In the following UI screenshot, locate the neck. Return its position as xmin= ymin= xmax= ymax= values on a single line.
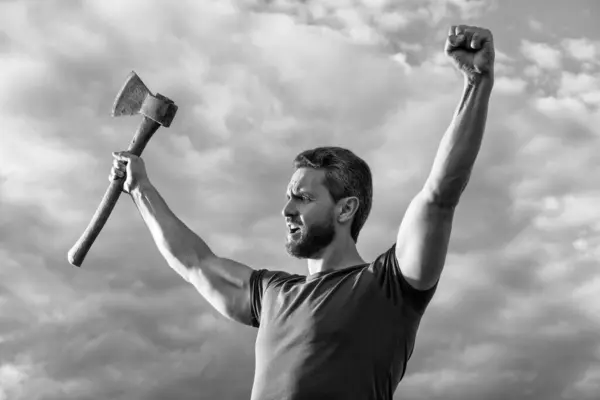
xmin=306 ymin=234 xmax=365 ymax=275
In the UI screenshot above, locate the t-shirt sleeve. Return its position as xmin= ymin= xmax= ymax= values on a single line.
xmin=249 ymin=268 xmax=290 ymax=328
xmin=373 ymin=243 xmax=438 ymax=315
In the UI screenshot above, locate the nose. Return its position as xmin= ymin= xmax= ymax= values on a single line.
xmin=281 ymin=199 xmax=297 ymax=219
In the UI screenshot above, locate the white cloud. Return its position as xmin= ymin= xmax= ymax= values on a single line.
xmin=494 ymin=49 xmax=515 ymax=75
xmin=524 ymin=64 xmax=542 ymax=79
xmin=391 ymin=52 xmax=413 ymax=73
xmin=494 ymin=49 xmax=514 ymax=63
xmin=554 ymin=72 xmax=600 ymax=107
xmin=377 ymin=11 xmax=413 ymax=32
xmin=533 ymin=192 xmax=600 ymax=232
xmin=581 ymin=90 xmax=600 ymax=106
xmin=520 ymin=40 xmax=562 ymax=70
xmin=334 ymin=7 xmax=386 ymax=45
xmin=398 ymin=42 xmax=425 ymax=53
xmin=0 ymin=362 xmax=29 ymax=400
xmin=528 ymin=18 xmax=543 ymax=31
xmin=565 ymin=365 xmax=600 ymax=400
xmin=535 ymin=96 xmax=588 ymax=116
xmin=495 ymin=77 xmax=528 ymax=94
xmin=1 ymin=117 xmax=99 ymax=224
xmin=562 ymin=38 xmax=599 ymax=62
xmin=558 ymin=72 xmax=599 ymax=96
xmin=530 ymin=71 xmax=600 ymax=117
xmin=424 ymin=0 xmax=495 ymax=22
xmin=443 ymin=0 xmax=495 ymax=19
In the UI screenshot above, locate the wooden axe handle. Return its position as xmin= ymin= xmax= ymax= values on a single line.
xmin=68 ymin=117 xmax=161 ymax=267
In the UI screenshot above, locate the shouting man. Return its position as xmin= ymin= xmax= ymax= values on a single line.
xmin=110 ymin=25 xmax=495 ymax=399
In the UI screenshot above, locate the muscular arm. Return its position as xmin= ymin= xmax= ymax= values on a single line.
xmin=396 ymin=74 xmax=494 ymax=290
xmin=130 ymin=181 xmax=254 ymax=325
xmin=425 ymin=76 xmax=493 ymax=206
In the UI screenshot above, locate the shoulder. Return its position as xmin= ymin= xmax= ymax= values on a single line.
xmin=371 ymin=243 xmax=438 ymax=314
xmin=250 ymin=268 xmax=303 ymax=292
xmin=248 ymin=268 xmax=304 ymax=328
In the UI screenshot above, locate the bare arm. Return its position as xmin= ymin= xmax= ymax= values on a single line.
xmin=130 ymin=181 xmax=254 ymax=325
xmin=396 ymin=25 xmax=495 ymax=291
xmin=424 ymin=76 xmax=493 ymax=206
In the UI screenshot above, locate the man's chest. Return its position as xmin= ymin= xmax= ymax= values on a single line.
xmin=257 ymin=272 xmax=404 ymax=347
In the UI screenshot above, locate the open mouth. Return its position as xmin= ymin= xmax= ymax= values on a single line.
xmin=289 ymin=227 xmax=300 ymax=234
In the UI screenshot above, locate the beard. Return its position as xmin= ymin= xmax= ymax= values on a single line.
xmin=285 ymin=213 xmax=336 ymax=259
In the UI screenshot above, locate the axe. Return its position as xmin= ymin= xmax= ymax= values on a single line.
xmin=68 ymin=71 xmax=178 ymax=267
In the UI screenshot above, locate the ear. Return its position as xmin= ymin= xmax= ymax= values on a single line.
xmin=337 ymin=196 xmax=360 ymax=224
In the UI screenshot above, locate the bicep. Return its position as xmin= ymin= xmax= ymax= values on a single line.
xmin=188 ymin=256 xmax=255 ymax=326
xmin=395 ymin=190 xmax=455 ymax=291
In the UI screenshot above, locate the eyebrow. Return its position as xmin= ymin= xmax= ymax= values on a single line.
xmin=286 ymin=188 xmax=313 ymax=199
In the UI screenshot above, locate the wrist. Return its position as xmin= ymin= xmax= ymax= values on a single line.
xmin=464 ymin=71 xmax=494 ymax=89
xmin=129 ymin=179 xmax=154 ymax=199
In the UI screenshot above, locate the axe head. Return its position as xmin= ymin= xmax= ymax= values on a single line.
xmin=112 ymin=71 xmax=177 ymax=127
xmin=112 ymin=71 xmax=150 ymax=118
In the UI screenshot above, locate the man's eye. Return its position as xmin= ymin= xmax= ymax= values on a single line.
xmin=288 ymin=194 xmax=310 ymax=202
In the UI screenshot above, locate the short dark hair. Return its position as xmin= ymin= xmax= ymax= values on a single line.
xmin=293 ymin=147 xmax=373 ymax=243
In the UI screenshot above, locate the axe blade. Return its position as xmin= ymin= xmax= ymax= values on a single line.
xmin=111 ymin=71 xmax=151 ymax=117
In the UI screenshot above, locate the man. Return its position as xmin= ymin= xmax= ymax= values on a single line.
xmin=110 ymin=25 xmax=494 ymax=399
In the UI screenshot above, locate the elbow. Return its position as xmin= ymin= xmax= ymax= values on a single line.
xmin=423 ymin=172 xmax=471 ymax=209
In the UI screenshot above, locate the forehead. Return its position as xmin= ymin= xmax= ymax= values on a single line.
xmin=287 ymin=168 xmax=327 ymax=193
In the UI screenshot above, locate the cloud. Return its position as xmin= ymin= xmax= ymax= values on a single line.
xmin=562 ymin=38 xmax=599 ymax=63
xmin=556 ymin=71 xmax=600 ymax=108
xmin=559 ymin=72 xmax=598 ymax=95
xmin=0 ymin=362 xmax=29 ymax=400
xmin=520 ymin=40 xmax=562 ymax=70
xmin=528 ymin=18 xmax=543 ymax=32
xmin=1 ymin=0 xmax=599 ymax=399
xmin=494 ymin=76 xmax=527 ymax=94
xmin=441 ymin=0 xmax=496 ymax=19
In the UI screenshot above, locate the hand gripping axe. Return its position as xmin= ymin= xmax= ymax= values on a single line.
xmin=67 ymin=71 xmax=178 ymax=267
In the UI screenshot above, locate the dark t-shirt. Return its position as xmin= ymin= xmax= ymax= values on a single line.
xmin=247 ymin=243 xmax=438 ymax=400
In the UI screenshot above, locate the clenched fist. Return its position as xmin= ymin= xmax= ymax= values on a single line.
xmin=109 ymin=151 xmax=151 ymax=194
xmin=445 ymin=25 xmax=495 ymax=80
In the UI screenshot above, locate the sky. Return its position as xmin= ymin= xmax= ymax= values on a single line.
xmin=1 ymin=0 xmax=599 ymax=399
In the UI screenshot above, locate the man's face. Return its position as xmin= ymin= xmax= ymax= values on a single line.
xmin=282 ymin=168 xmax=337 ymax=259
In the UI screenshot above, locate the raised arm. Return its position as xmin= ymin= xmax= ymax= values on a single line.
xmin=395 ymin=25 xmax=495 ymax=291
xmin=111 ymin=151 xmax=254 ymax=325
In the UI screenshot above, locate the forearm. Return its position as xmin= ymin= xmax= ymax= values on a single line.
xmin=129 ymin=181 xmax=215 ymax=282
xmin=424 ymin=75 xmax=493 ymax=207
